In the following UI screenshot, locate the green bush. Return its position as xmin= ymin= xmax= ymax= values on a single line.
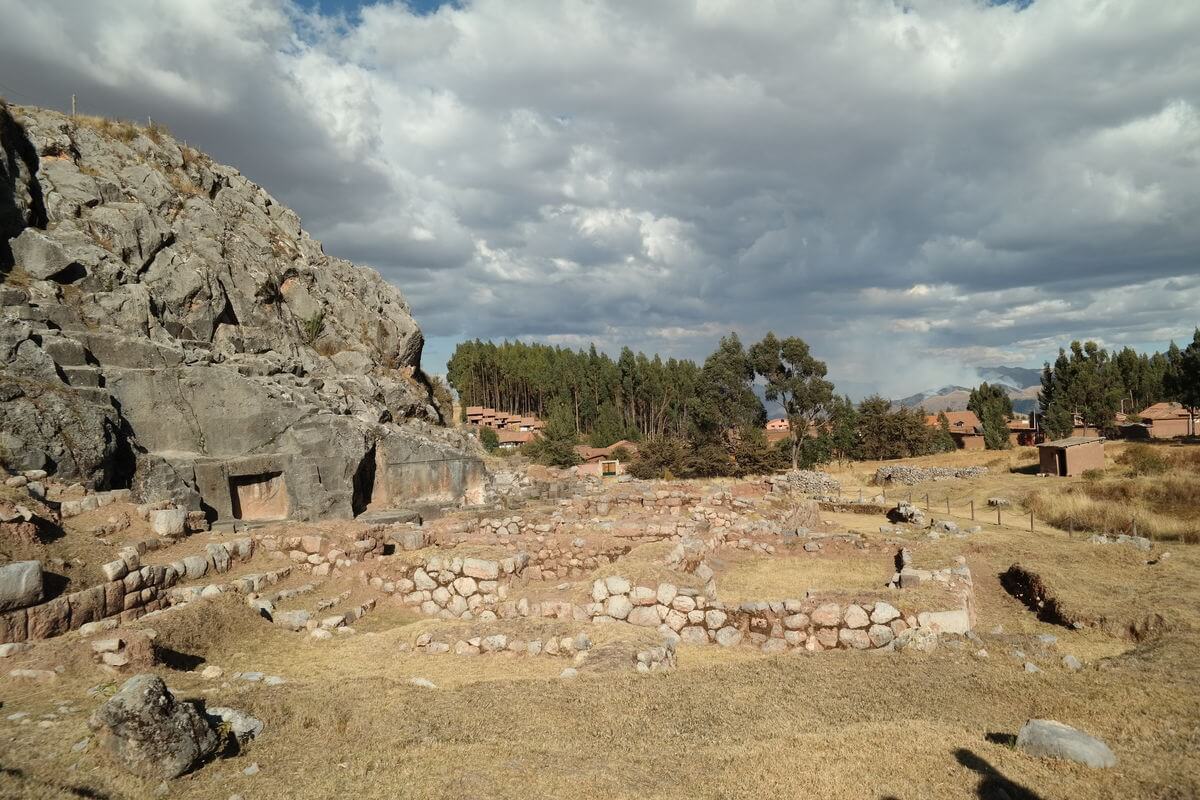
xmin=1117 ymin=444 xmax=1169 ymax=476
xmin=479 ymin=427 xmax=500 ymax=452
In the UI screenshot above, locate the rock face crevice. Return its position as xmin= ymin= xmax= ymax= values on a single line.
xmin=0 ymin=101 xmax=483 ymax=524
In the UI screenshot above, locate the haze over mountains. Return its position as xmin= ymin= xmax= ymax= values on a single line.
xmin=893 ymin=366 xmax=1043 ymax=415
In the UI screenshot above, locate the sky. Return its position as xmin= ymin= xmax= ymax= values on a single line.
xmin=0 ymin=0 xmax=1197 ymax=398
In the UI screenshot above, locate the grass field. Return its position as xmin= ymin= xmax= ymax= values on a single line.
xmin=3 ymin=446 xmax=1200 ymax=799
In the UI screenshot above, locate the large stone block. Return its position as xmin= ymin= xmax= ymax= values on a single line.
xmin=917 ymin=608 xmax=972 ymax=635
xmin=151 ymin=509 xmax=187 ymax=537
xmin=68 ymin=586 xmax=107 ymax=628
xmin=26 ymin=596 xmax=70 ymax=639
xmin=0 ymin=609 xmax=28 ymax=643
xmin=0 ymin=561 xmax=43 ymax=612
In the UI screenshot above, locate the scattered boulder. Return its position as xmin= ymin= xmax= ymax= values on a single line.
xmin=894 ymin=626 xmax=938 ymax=654
xmin=1015 ymin=719 xmax=1116 ymax=768
xmin=88 ymin=674 xmax=220 ymax=780
xmin=205 ymin=706 xmax=263 ymax=745
xmin=889 ymin=502 xmax=926 ymax=527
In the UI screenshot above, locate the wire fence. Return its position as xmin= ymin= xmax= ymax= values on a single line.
xmin=826 ymin=485 xmax=1154 ymax=541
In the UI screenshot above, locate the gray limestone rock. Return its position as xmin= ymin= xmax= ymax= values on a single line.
xmin=0 ymin=102 xmax=483 ymax=516
xmin=1015 ymin=719 xmax=1116 ymax=768
xmin=0 ymin=560 xmax=43 ymax=611
xmin=87 ymin=674 xmax=220 ymax=779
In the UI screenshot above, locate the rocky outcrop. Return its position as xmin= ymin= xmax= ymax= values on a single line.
xmin=88 ymin=673 xmax=221 ymax=779
xmin=0 ymin=101 xmax=484 ymax=523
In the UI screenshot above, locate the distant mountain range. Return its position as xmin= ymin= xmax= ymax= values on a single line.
xmin=893 ymin=366 xmax=1042 ymax=415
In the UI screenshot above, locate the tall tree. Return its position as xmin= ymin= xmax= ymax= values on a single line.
xmin=968 ymin=382 xmax=1013 ymax=450
xmin=689 ymin=332 xmax=764 ymax=446
xmin=1166 ymin=328 xmax=1200 ymax=436
xmin=749 ymin=332 xmax=834 ymax=470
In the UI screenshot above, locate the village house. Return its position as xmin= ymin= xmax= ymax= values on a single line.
xmin=1007 ymin=415 xmax=1040 ymax=447
xmin=925 ymin=411 xmax=986 ymax=450
xmin=496 ymin=430 xmax=536 ymax=451
xmin=1137 ymin=402 xmax=1195 ymax=439
xmin=573 ymin=440 xmax=639 ymax=477
xmin=465 ymin=406 xmax=545 ymax=432
xmin=765 ymin=418 xmax=791 ymax=444
xmin=1037 ymin=436 xmax=1105 ymax=477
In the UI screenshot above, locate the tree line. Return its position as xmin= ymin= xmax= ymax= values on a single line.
xmin=1038 ymin=330 xmax=1200 ymax=440
xmin=446 ymin=340 xmax=699 ymax=443
xmin=450 ymin=333 xmax=964 ymax=477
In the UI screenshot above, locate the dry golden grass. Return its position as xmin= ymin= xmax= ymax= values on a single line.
xmin=717 ymin=547 xmax=892 ymax=599
xmin=167 ymin=169 xmax=202 ymax=198
xmin=73 ymin=113 xmax=140 ymax=143
xmin=4 ymin=452 xmax=1200 ymax=799
xmin=1 ymin=264 xmax=33 ymax=288
xmin=1026 ymin=445 xmax=1200 ymax=543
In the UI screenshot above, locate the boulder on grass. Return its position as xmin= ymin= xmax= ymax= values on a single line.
xmin=1015 ymin=719 xmax=1116 ymax=769
xmin=88 ymin=673 xmax=220 ymax=779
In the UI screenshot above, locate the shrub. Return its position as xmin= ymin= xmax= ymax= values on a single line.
xmin=1117 ymin=444 xmax=1170 ymax=476
xmin=479 ymin=427 xmax=500 ymax=452
xmin=523 ymin=405 xmax=581 ymax=467
xmin=628 ymin=436 xmax=689 ymax=480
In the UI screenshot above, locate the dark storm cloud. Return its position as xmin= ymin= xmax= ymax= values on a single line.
xmin=1 ymin=0 xmax=1197 ymax=395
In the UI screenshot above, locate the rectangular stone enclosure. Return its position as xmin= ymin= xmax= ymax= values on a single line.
xmin=229 ymin=471 xmax=290 ymax=521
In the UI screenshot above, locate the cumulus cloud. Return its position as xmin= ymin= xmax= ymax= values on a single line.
xmin=1 ymin=0 xmax=1197 ymax=397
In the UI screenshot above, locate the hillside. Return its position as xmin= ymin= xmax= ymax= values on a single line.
xmin=0 ymin=102 xmax=484 ymax=521
xmin=894 ymin=367 xmax=1042 ymax=414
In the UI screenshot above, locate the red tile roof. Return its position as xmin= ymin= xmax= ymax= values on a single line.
xmin=925 ymin=410 xmax=983 ymax=433
xmin=1139 ymin=402 xmax=1191 ymax=420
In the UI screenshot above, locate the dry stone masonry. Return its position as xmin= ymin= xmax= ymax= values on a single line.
xmin=874 ymin=465 xmax=989 ymax=484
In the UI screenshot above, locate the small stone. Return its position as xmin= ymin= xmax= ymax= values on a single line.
xmin=1024 ymin=661 xmax=1041 ymax=673
xmin=869 ymin=602 xmax=900 ymax=624
xmin=201 ymin=666 xmax=222 ymax=679
xmin=559 ymin=668 xmax=578 ymax=679
xmin=1062 ymin=655 xmax=1083 ymax=671
xmin=243 ymin=762 xmax=260 ymax=776
xmin=715 ymin=626 xmax=742 ymax=647
xmin=409 ymin=677 xmax=437 ymax=689
xmin=842 ymin=604 xmax=869 ymax=629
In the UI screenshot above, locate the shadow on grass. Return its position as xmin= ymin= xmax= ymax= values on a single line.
xmin=155 ymin=645 xmax=205 ymax=671
xmin=956 ymin=747 xmax=1044 ymax=800
xmin=0 ymin=764 xmax=111 ymax=799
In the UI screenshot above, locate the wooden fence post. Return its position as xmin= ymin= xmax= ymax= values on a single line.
xmin=997 ymin=507 xmax=1001 ymax=526
xmin=1030 ymin=510 xmax=1034 ymax=533
xmin=925 ymin=493 xmax=930 ymax=512
xmin=946 ymin=497 xmax=950 ymax=515
xmin=970 ymin=500 xmax=975 ymax=521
